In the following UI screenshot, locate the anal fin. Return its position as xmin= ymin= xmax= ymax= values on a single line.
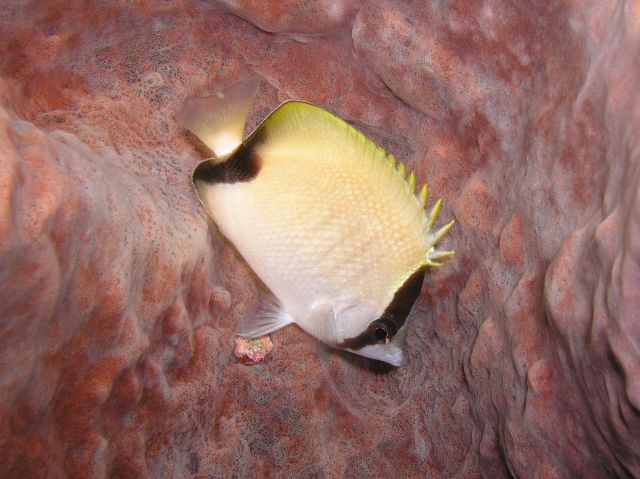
xmin=235 ymin=296 xmax=295 ymax=338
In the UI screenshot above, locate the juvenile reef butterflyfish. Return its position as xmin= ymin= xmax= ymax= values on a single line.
xmin=178 ymin=77 xmax=454 ymax=366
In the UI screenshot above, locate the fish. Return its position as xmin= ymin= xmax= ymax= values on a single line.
xmin=177 ymin=77 xmax=454 ymax=366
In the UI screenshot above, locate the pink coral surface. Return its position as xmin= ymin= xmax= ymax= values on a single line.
xmin=1 ymin=1 xmax=639 ymax=478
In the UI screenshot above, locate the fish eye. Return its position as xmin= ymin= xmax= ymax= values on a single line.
xmin=374 ymin=327 xmax=388 ymax=341
xmin=370 ymin=319 xmax=397 ymax=343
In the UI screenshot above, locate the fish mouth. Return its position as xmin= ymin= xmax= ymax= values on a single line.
xmin=341 ymin=321 xmax=409 ymax=367
xmin=345 ymin=342 xmax=405 ymax=367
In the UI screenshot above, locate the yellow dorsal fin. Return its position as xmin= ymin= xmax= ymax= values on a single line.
xmin=252 ymin=101 xmax=454 ymax=269
xmin=253 ymin=101 xmax=425 ymax=212
xmin=177 ymin=77 xmax=260 ymax=161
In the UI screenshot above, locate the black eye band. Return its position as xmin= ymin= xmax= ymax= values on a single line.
xmin=337 ymin=267 xmax=426 ymax=351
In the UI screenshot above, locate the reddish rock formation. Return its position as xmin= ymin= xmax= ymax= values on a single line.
xmin=0 ymin=0 xmax=638 ymax=477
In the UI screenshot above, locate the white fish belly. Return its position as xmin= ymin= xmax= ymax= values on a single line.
xmin=201 ymin=154 xmax=428 ymax=321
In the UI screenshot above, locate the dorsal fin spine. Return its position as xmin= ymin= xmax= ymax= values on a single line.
xmin=419 ymin=184 xmax=428 ymax=207
xmin=408 ymin=171 xmax=416 ymax=192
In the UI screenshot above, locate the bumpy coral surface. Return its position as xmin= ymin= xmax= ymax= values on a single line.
xmin=1 ymin=1 xmax=639 ymax=477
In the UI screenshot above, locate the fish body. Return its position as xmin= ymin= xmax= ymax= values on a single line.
xmin=178 ymin=78 xmax=454 ymax=366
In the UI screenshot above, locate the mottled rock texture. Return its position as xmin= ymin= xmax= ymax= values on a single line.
xmin=0 ymin=1 xmax=639 ymax=478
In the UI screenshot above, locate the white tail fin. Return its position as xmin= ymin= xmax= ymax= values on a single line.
xmin=177 ymin=77 xmax=261 ymax=160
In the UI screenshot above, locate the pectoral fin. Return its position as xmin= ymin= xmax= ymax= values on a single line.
xmin=235 ymin=296 xmax=295 ymax=338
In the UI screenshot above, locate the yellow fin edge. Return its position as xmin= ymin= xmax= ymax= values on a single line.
xmin=383 ymin=152 xmax=455 ymax=268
